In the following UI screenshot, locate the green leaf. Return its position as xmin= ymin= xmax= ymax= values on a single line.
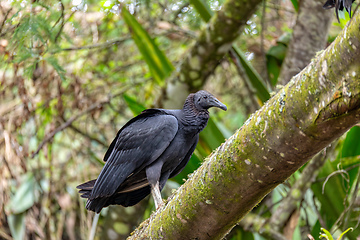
xmin=290 ymin=0 xmax=299 ymax=12
xmin=341 ymin=126 xmax=360 ymax=158
xmin=232 ymin=46 xmax=271 ymax=102
xmin=7 ymin=173 xmax=37 ymax=214
xmin=311 ymin=220 xmax=321 ymax=239
xmin=123 ymin=94 xmax=146 ymax=116
xmin=190 ymin=0 xmax=213 ymax=21
xmin=337 ymin=227 xmax=353 ymax=240
xmin=7 ymin=213 xmax=26 ymax=240
xmin=320 ymin=228 xmax=334 ymax=240
xmin=266 ymin=43 xmax=287 ymax=86
xmin=122 ymin=8 xmax=174 ymax=84
xmin=292 ymin=224 xmax=302 ymax=240
xmin=340 ymin=126 xmax=360 ymax=188
xmin=334 ymin=10 xmax=351 ymax=29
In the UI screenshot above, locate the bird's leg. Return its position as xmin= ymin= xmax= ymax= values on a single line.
xmin=151 ymin=181 xmax=164 ymax=209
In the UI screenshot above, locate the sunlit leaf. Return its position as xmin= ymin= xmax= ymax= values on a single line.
xmin=123 ymin=94 xmax=146 ymax=116
xmin=337 ymin=227 xmax=353 ymax=240
xmin=334 ymin=10 xmax=351 ymax=29
xmin=122 ymin=7 xmax=174 ymax=84
xmin=266 ymin=44 xmax=287 ymax=86
xmin=190 ymin=0 xmax=213 ymax=21
xmin=232 ymin=46 xmax=270 ymax=102
xmin=290 ymin=0 xmax=299 ymax=12
xmin=320 ymin=228 xmax=334 ymax=240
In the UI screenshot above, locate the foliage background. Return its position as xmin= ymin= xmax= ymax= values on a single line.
xmin=0 ymin=0 xmax=359 ymax=239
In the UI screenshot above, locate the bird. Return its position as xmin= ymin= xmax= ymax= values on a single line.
xmin=323 ymin=0 xmax=355 ymax=22
xmin=77 ymin=90 xmax=227 ymax=213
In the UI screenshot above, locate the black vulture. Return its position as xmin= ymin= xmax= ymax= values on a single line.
xmin=77 ymin=90 xmax=227 ymax=213
xmin=323 ymin=0 xmax=355 ymax=22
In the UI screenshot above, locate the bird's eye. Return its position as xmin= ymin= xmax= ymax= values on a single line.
xmin=203 ymin=96 xmax=208 ymax=99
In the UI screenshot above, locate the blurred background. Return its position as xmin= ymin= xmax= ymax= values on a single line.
xmin=0 ymin=0 xmax=359 ymax=239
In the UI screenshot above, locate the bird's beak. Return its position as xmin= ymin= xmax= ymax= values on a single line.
xmin=210 ymin=97 xmax=227 ymax=111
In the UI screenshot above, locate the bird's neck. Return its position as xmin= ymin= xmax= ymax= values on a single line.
xmin=181 ymin=95 xmax=209 ymax=133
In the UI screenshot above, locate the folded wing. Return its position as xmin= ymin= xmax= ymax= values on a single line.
xmin=89 ymin=110 xmax=178 ymax=200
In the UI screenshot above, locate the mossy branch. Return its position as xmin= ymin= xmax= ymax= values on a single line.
xmin=162 ymin=0 xmax=262 ymax=109
xmin=176 ymin=0 xmax=262 ymax=91
xmin=129 ymin=12 xmax=360 ymax=240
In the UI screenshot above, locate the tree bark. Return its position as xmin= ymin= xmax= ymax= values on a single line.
xmin=278 ymin=0 xmax=333 ymax=85
xmin=162 ymin=0 xmax=262 ymax=109
xmin=128 ymin=11 xmax=360 ymax=240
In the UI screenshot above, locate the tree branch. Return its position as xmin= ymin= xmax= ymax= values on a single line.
xmin=31 ymin=100 xmax=109 ymax=158
xmin=162 ymin=0 xmax=262 ymax=109
xmin=128 ymin=11 xmax=360 ymax=239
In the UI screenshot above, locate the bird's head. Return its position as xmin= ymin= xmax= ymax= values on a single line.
xmin=193 ymin=90 xmax=227 ymax=111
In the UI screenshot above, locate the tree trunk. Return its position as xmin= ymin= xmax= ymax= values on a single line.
xmin=128 ymin=12 xmax=360 ymax=239
xmin=278 ymin=0 xmax=333 ymax=85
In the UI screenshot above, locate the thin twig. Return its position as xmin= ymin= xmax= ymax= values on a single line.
xmin=68 ymin=124 xmax=107 ymax=147
xmin=88 ymin=213 xmax=99 ymax=240
xmin=55 ymin=27 xmax=195 ymax=53
xmin=31 ymin=99 xmax=109 ymax=158
xmin=31 ymin=86 xmax=135 ymax=158
xmin=322 ymin=169 xmax=349 ymax=194
xmin=54 ymin=0 xmax=65 ymax=43
xmin=0 ymin=7 xmax=12 ymax=35
xmin=57 ymin=37 xmax=131 ymax=52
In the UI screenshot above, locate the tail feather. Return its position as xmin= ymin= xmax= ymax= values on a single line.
xmin=77 ymin=179 xmax=151 ymax=213
xmin=77 ymin=179 xmax=96 ymax=198
xmin=76 ymin=179 xmax=96 ymax=190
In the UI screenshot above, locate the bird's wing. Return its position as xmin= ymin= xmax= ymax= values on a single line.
xmin=89 ymin=110 xmax=178 ymax=199
xmin=169 ymin=136 xmax=198 ymax=179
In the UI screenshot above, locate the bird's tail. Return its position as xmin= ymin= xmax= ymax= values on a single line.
xmin=77 ymin=179 xmax=151 ymax=213
xmin=76 ymin=179 xmax=96 ymax=199
xmin=77 ymin=179 xmax=109 ymax=213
